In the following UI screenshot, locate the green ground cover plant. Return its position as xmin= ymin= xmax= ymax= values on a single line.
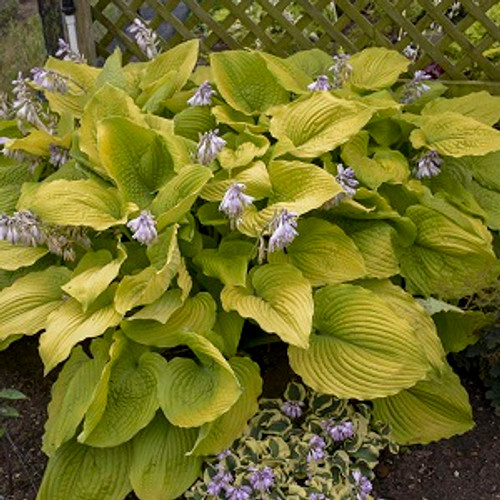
xmin=0 ymin=34 xmax=500 ymax=498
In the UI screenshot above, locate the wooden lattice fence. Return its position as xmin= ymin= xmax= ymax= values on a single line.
xmin=76 ymin=0 xmax=500 ymax=93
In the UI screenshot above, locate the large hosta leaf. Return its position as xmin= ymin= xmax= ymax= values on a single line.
xmin=348 ymin=47 xmax=410 ymax=91
xmin=43 ymin=339 xmax=110 ymax=455
xmin=410 ymin=112 xmax=500 ymax=157
xmin=268 ymin=218 xmax=366 ymax=286
xmin=221 ymin=264 xmax=313 ymax=348
xmin=218 ymin=130 xmax=270 ymax=170
xmin=397 ymin=204 xmax=498 ymax=298
xmin=239 ymin=160 xmax=341 ymax=236
xmin=193 ymin=239 xmax=254 ymax=286
xmin=18 ymin=180 xmax=132 ymax=230
xmin=191 ymin=357 xmax=262 ymax=456
xmin=270 ymin=93 xmax=373 ymax=158
xmin=40 ymin=287 xmax=122 ymax=373
xmin=79 ymin=335 xmax=159 ymax=447
xmin=151 ymin=331 xmax=241 ymax=427
xmin=130 ymin=289 xmax=183 ymax=323
xmin=62 ymin=244 xmax=126 ymax=311
xmin=0 ymin=267 xmax=70 ymax=341
xmin=122 ymin=292 xmax=217 ymax=346
xmin=37 ymin=440 xmax=132 ymax=500
xmin=288 ymin=284 xmax=429 ymax=399
xmin=422 ymin=91 xmax=500 ymax=126
xmin=210 ymin=50 xmax=289 ymax=115
xmin=373 ymin=364 xmax=473 ymax=444
xmin=0 ymin=241 xmax=48 ymax=271
xmin=97 ymin=117 xmax=175 ymax=207
xmin=130 ymin=413 xmax=202 ymax=500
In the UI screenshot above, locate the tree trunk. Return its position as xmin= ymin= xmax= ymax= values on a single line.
xmin=37 ymin=0 xmax=64 ymax=56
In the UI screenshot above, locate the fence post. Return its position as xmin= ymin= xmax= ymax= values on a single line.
xmin=74 ymin=0 xmax=96 ymax=64
xmin=37 ymin=0 xmax=64 ymax=55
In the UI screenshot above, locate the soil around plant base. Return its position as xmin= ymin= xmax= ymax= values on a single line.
xmin=1 ymin=338 xmax=499 ymax=500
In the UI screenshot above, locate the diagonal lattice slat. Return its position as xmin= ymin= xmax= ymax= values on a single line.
xmin=88 ymin=0 xmax=500 ymax=85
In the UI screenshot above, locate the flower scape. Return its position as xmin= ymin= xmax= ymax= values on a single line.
xmin=0 ymin=32 xmax=499 ymax=500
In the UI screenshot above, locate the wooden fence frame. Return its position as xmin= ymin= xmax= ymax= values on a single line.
xmin=74 ymin=0 xmax=500 ymax=94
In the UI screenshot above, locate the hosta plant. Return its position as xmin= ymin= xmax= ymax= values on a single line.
xmin=185 ymin=381 xmax=397 ymax=500
xmin=0 ymin=36 xmax=500 ymax=499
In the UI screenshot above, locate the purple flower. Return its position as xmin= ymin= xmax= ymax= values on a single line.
xmin=310 ymin=494 xmax=326 ymax=500
xmin=127 ymin=211 xmax=158 ymax=245
xmin=281 ymin=400 xmax=304 ymax=419
xmin=31 ymin=67 xmax=69 ymax=94
xmin=249 ymin=466 xmax=275 ymax=493
xmin=56 ymin=38 xmax=86 ymax=63
xmin=219 ymin=182 xmax=254 ymax=228
xmin=196 ymin=129 xmax=227 ymax=165
xmin=187 ymin=81 xmax=216 ymax=106
xmin=353 ymin=470 xmax=373 ymax=500
xmin=49 ymin=144 xmax=70 ymax=168
xmin=307 ymin=435 xmax=326 ymax=463
xmin=207 ymin=469 xmax=233 ymax=495
xmin=226 ymin=485 xmax=252 ymax=500
xmin=323 ymin=420 xmax=355 ymax=441
xmin=329 ymin=54 xmax=352 ymax=89
xmin=128 ymin=18 xmax=158 ymax=59
xmin=412 ymin=150 xmax=442 ymax=179
xmin=400 ymin=70 xmax=432 ymax=104
xmin=336 ymin=164 xmax=359 ymax=197
xmin=268 ymin=209 xmax=298 ymax=253
xmin=307 ymin=75 xmax=331 ymax=91
xmin=217 ymin=449 xmax=232 ymax=461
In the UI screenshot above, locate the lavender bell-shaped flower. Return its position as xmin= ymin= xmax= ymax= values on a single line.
xmin=249 ymin=466 xmax=275 ymax=494
xmin=219 ymin=182 xmax=254 ymax=228
xmin=129 ymin=18 xmax=159 ymax=60
xmin=226 ymin=485 xmax=253 ymax=500
xmin=307 ymin=75 xmax=331 ymax=92
xmin=56 ymin=38 xmax=86 ymax=63
xmin=196 ymin=129 xmax=227 ymax=165
xmin=281 ymin=400 xmax=304 ymax=419
xmin=310 ymin=494 xmax=326 ymax=500
xmin=49 ymin=144 xmax=70 ymax=168
xmin=12 ymin=72 xmax=40 ymax=125
xmin=329 ymin=53 xmax=352 ymax=89
xmin=268 ymin=209 xmax=298 ymax=253
xmin=187 ymin=81 xmax=216 ymax=106
xmin=413 ymin=150 xmax=442 ymax=179
xmin=307 ymin=435 xmax=326 ymax=463
xmin=207 ymin=469 xmax=233 ymax=495
xmin=323 ymin=419 xmax=355 ymax=441
xmin=324 ymin=164 xmax=359 ymax=208
xmin=352 ymin=470 xmax=373 ymax=500
xmin=400 ymin=70 xmax=432 ymax=104
xmin=127 ymin=211 xmax=158 ymax=245
xmin=31 ymin=67 xmax=69 ymax=94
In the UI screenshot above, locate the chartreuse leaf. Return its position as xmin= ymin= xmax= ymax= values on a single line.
xmin=210 ymin=311 xmax=245 ymax=358
xmin=221 ymin=264 xmax=313 ymax=349
xmin=43 ymin=57 xmax=101 ymax=117
xmin=360 ymin=280 xmax=446 ymax=372
xmin=7 ymin=129 xmax=70 ymax=156
xmin=97 ymin=117 xmax=175 ymax=207
xmin=0 ymin=267 xmax=70 ymax=341
xmin=268 ymin=218 xmax=366 ymax=286
xmin=130 ymin=289 xmax=183 ymax=323
xmin=453 ymin=151 xmax=500 ymax=191
xmin=218 ymin=130 xmax=270 ymax=170
xmin=122 ymin=293 xmax=217 ymax=346
xmin=239 ymin=160 xmax=341 ymax=237
xmin=397 ymin=204 xmax=498 ymax=298
xmin=130 ymin=413 xmax=201 ymax=500
xmin=468 ymin=180 xmax=500 ymax=230
xmin=422 ymin=91 xmax=500 ymax=126
xmin=191 ymin=357 xmax=262 ymax=455
xmin=0 ymin=241 xmax=48 ymax=271
xmin=348 ymin=47 xmax=410 ymax=91
xmin=373 ymin=364 xmax=473 ymax=444
xmin=18 ymin=180 xmax=133 ymax=230
xmin=173 ymin=106 xmax=216 ymax=141
xmin=194 ymin=239 xmax=254 ymax=286
xmin=270 ymin=93 xmax=373 ymax=158
xmin=257 ymin=52 xmax=312 ymax=94
xmin=62 ymin=243 xmax=126 ymax=311
xmin=151 ymin=165 xmax=213 ymax=231
xmin=212 ymin=104 xmax=267 ymax=134
xmin=288 ymin=284 xmax=429 ymax=399
xmin=39 ymin=286 xmax=122 ymax=373
xmin=286 ymin=48 xmax=334 ymax=78
xmin=114 ymin=229 xmax=180 ymax=315
xmin=93 ymin=48 xmax=132 ymax=95
xmin=43 ymin=338 xmax=110 ymax=456
xmin=78 ymin=334 xmax=159 ymax=447
xmin=211 ymin=51 xmax=289 ymax=115
xmin=79 ymin=84 xmax=147 ymax=171
xmin=410 ymin=112 xmax=500 ymax=157
xmin=146 ymin=332 xmax=240 ymax=427
xmin=37 ymin=440 xmax=132 ymax=500
xmin=201 ymin=161 xmax=272 ymax=202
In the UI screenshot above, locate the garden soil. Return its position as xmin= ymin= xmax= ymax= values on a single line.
xmin=1 ymin=338 xmax=499 ymax=500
